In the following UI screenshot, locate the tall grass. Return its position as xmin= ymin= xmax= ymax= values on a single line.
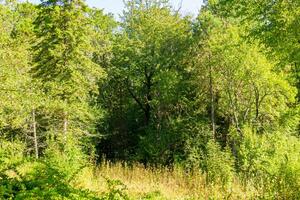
xmin=76 ymin=160 xmax=259 ymax=200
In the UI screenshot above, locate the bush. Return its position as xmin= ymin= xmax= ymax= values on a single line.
xmin=141 ymin=191 xmax=166 ymax=200
xmin=0 ymin=139 xmax=25 ymax=171
xmin=0 ymin=139 xmax=30 ymax=199
xmin=137 ymin=119 xmax=211 ymax=168
xmin=0 ymin=138 xmax=100 ymax=200
xmin=204 ymin=140 xmax=235 ymax=186
xmin=237 ymin=128 xmax=300 ymax=199
xmin=100 ymin=178 xmax=130 ymax=200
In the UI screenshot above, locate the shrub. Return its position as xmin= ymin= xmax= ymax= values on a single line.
xmin=141 ymin=191 xmax=166 ymax=200
xmin=204 ymin=140 xmax=235 ymax=186
xmin=101 ymin=178 xmax=130 ymax=200
xmin=137 ymin=119 xmax=211 ymax=168
xmin=237 ymin=128 xmax=300 ymax=199
xmin=0 ymin=139 xmax=26 ymax=199
xmin=0 ymin=139 xmax=25 ymax=171
xmin=0 ymin=137 xmax=100 ymax=199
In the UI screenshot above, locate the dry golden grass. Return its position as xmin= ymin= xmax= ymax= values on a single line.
xmin=75 ymin=160 xmax=260 ymax=200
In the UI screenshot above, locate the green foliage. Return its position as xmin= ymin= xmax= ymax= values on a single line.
xmin=0 ymin=0 xmax=299 ymax=199
xmin=0 ymin=1 xmax=38 ymax=133
xmin=32 ymin=0 xmax=105 ymax=139
xmin=0 ymin=138 xmax=99 ymax=200
xmin=137 ymin=119 xmax=212 ymax=167
xmin=101 ymin=178 xmax=130 ymax=200
xmin=141 ymin=191 xmax=166 ymax=200
xmin=44 ymin=138 xmax=88 ymax=180
xmin=204 ymin=140 xmax=234 ymax=186
xmin=99 ymin=0 xmax=197 ymax=162
xmin=194 ymin=12 xmax=296 ymax=134
xmin=33 ymin=0 xmax=103 ymax=99
xmin=237 ymin=128 xmax=300 ymax=199
xmin=89 ymin=8 xmax=117 ymax=68
xmin=0 ymin=139 xmax=24 ymax=172
xmin=206 ymin=0 xmax=300 ymax=101
xmin=0 ymin=139 xmax=26 ymax=199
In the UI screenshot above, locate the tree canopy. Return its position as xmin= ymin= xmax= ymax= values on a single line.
xmin=0 ymin=0 xmax=299 ymax=199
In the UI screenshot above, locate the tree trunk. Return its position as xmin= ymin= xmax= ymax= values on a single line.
xmin=63 ymin=112 xmax=68 ymax=141
xmin=209 ymin=64 xmax=216 ymax=139
xmin=32 ymin=108 xmax=39 ymax=159
xmin=145 ymin=81 xmax=152 ymax=125
xmin=254 ymin=85 xmax=259 ymax=120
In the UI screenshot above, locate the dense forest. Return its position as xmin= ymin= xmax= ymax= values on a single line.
xmin=0 ymin=0 xmax=299 ymax=199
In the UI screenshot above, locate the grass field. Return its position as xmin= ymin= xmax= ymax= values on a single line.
xmin=75 ymin=161 xmax=261 ymax=200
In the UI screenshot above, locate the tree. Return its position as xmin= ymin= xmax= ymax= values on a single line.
xmin=98 ymin=0 xmax=199 ymax=163
xmin=0 ymin=1 xmax=45 ymax=158
xmin=193 ymin=11 xmax=296 ymax=142
xmin=203 ymin=0 xmax=300 ymax=133
xmin=88 ymin=8 xmax=117 ymax=69
xmin=206 ymin=0 xmax=300 ymax=99
xmin=32 ymin=0 xmax=104 ymax=140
